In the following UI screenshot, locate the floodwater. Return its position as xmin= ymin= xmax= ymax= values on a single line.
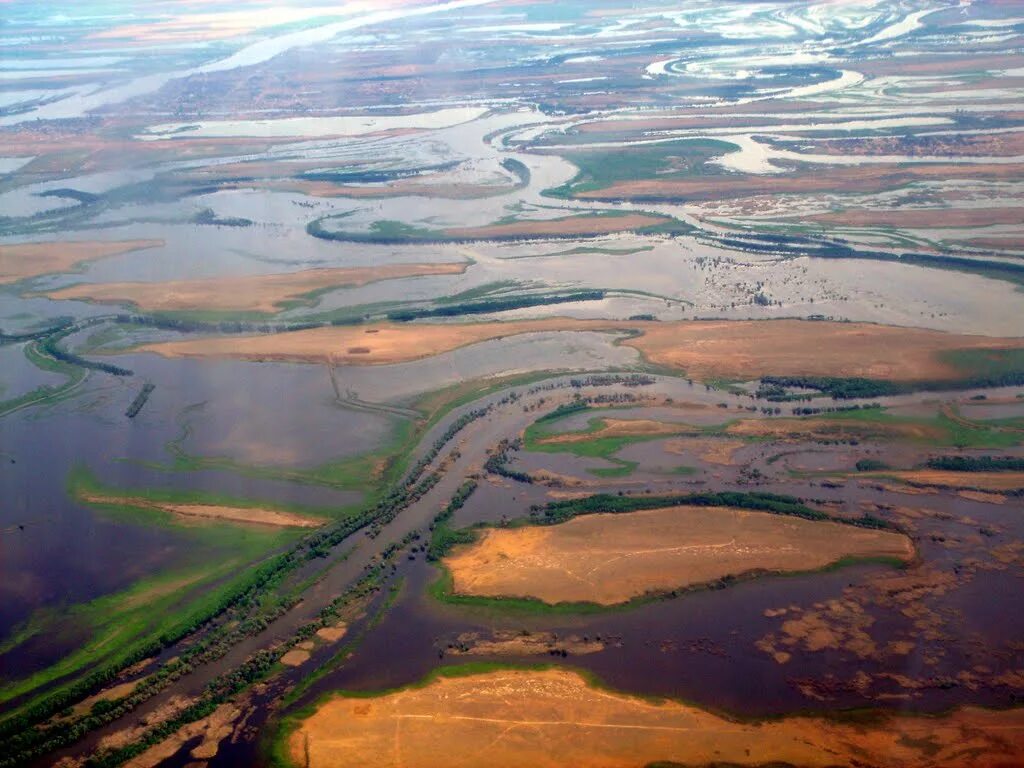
xmin=0 ymin=353 xmax=376 ymax=643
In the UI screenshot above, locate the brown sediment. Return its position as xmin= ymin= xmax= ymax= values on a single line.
xmin=885 ymin=470 xmax=1024 ymax=492
xmin=724 ymin=417 xmax=944 ymax=442
xmin=442 ymin=505 xmax=913 ymax=606
xmin=965 ymin=236 xmax=1024 ymax=251
xmin=315 ymin=622 xmax=349 ymax=642
xmin=446 ymin=630 xmax=604 ymax=657
xmin=0 ymin=240 xmax=163 ymax=284
xmin=958 ymin=490 xmax=1008 ymax=504
xmin=663 ymin=437 xmax=746 ymax=465
xmin=574 ymin=163 xmax=1024 ymax=202
xmin=796 ymin=132 xmax=1024 ymax=159
xmin=121 ymin=703 xmax=241 ymax=768
xmin=280 ymin=649 xmax=312 ymax=667
xmin=39 ymin=262 xmax=468 ymax=313
xmin=288 ymin=668 xmax=1024 ymax=768
xmin=536 ymin=418 xmax=694 ymax=445
xmin=803 ymin=207 xmax=1024 ymax=228
xmin=134 ymin=318 xmax=1024 ymax=382
xmin=79 ymin=493 xmax=322 ymax=528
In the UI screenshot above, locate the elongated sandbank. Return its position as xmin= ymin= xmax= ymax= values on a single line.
xmin=442 ymin=505 xmax=913 ymax=605
xmin=134 ymin=318 xmax=1024 ymax=381
xmin=80 ymin=493 xmax=321 ymax=528
xmin=0 ymin=240 xmax=163 ymax=284
xmin=287 ymin=668 xmax=1024 ymax=768
xmin=39 ymin=262 xmax=468 ymax=313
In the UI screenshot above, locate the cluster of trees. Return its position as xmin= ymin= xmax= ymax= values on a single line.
xmin=427 ymin=480 xmax=479 ymax=561
xmin=38 ymin=328 xmax=132 ymax=376
xmin=762 ymin=371 xmax=1024 ymax=400
xmin=529 ymin=490 xmax=897 ymax=532
xmin=484 ymin=438 xmax=533 ymax=484
xmin=926 ymin=455 xmax=1024 ymax=472
xmin=124 ymin=382 xmax=155 ymax=418
xmin=788 ymin=403 xmax=882 ymax=416
xmin=386 ymin=290 xmax=605 ymax=321
xmin=855 ymin=458 xmax=891 ymax=472
xmin=709 ymin=231 xmax=1024 ymax=289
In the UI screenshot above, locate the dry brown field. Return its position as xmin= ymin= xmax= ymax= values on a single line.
xmin=288 ymin=668 xmax=1024 ymax=768
xmin=442 ymin=505 xmax=913 ymax=605
xmin=135 ymin=318 xmax=1024 ymax=381
xmin=0 ymin=240 xmax=163 ymax=284
xmin=41 ymin=262 xmax=467 ymax=313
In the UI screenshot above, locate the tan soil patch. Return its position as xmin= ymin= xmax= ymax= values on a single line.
xmin=289 ymin=668 xmax=1024 ymax=768
xmin=725 ymin=417 xmax=943 ymax=442
xmin=887 ymin=470 xmax=1024 ymax=492
xmin=0 ymin=240 xmax=163 ymax=284
xmin=316 ymin=622 xmax=349 ymax=642
xmin=664 ymin=437 xmax=746 ymax=465
xmin=80 ymin=493 xmax=321 ymax=528
xmin=40 ymin=262 xmax=467 ymax=313
xmin=537 ymin=418 xmax=692 ymax=445
xmin=98 ymin=695 xmax=192 ymax=751
xmin=71 ymin=681 xmax=139 ymax=717
xmin=135 ymin=318 xmax=1024 ymax=382
xmin=123 ymin=702 xmax=241 ymax=768
xmin=443 ymin=505 xmax=913 ymax=605
xmin=958 ymin=490 xmax=1008 ymax=504
xmin=627 ymin=319 xmax=1024 ymax=381
xmin=441 ymin=213 xmax=668 ymax=239
xmin=280 ymin=649 xmax=311 ymax=667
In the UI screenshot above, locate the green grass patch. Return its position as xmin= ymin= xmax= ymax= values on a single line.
xmin=545 ymin=139 xmax=734 ymax=198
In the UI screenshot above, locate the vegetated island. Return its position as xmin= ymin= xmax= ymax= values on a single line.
xmin=441 ymin=504 xmax=913 ymax=606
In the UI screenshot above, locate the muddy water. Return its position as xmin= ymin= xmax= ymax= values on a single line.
xmin=0 ymin=354 xmax=379 ymax=644
xmin=308 ymin=479 xmax=1024 ymax=718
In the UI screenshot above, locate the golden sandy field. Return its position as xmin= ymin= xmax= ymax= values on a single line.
xmin=288 ymin=668 xmax=1024 ymax=768
xmin=442 ymin=505 xmax=913 ymax=605
xmin=40 ymin=262 xmax=467 ymax=313
xmin=0 ymin=240 xmax=163 ymax=284
xmin=135 ymin=318 xmax=1024 ymax=381
xmin=80 ymin=493 xmax=321 ymax=528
